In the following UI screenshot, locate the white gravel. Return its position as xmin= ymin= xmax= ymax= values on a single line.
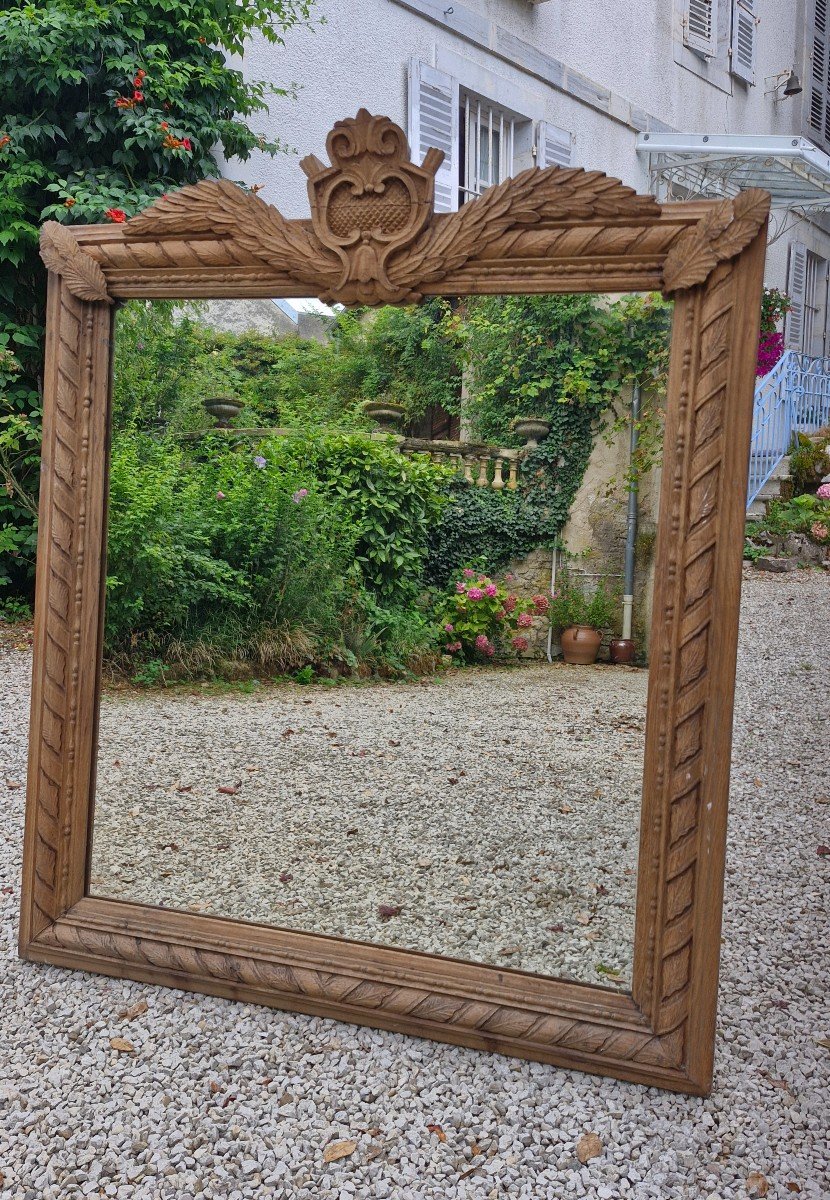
xmin=89 ymin=662 xmax=647 ymax=987
xmin=1 ymin=570 xmax=829 ymax=1199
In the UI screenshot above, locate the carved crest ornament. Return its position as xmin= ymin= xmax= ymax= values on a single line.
xmin=39 ymin=108 xmax=770 ymax=307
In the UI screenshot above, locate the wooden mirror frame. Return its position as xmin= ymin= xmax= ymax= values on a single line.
xmin=19 ymin=110 xmax=769 ymax=1095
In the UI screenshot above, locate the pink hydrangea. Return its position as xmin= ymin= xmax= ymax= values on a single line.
xmin=811 ymin=521 xmax=829 ymax=543
xmin=505 ymin=573 xmax=514 ymax=581
xmin=455 ymin=581 xmax=466 ymax=593
xmin=485 ymin=644 xmax=495 ymax=657
xmin=532 ymin=593 xmax=550 ymax=614
xmin=503 ymin=595 xmax=517 ymax=613
xmin=512 ymin=636 xmax=529 ymax=652
xmin=216 ymin=490 xmax=226 ymax=500
xmin=462 ymin=568 xmax=476 ymax=578
xmin=445 ymin=640 xmax=462 ymax=653
xmin=484 ymin=583 xmax=498 ymax=597
xmin=516 ymin=611 xmax=533 ymax=628
xmin=467 ymin=587 xmax=484 ymax=600
xmin=444 ymin=623 xmax=454 ymax=633
xmin=817 ymin=483 xmax=830 ymax=500
xmin=475 ymin=634 xmax=490 ymax=650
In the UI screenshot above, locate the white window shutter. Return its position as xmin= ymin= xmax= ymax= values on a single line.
xmin=407 ymin=58 xmax=459 ymax=213
xmin=536 ymin=121 xmax=572 ymax=168
xmin=731 ymin=0 xmax=757 ymax=83
xmin=786 ymin=242 xmax=809 ymax=351
xmin=684 ymin=0 xmax=719 ymax=57
xmin=807 ymin=0 xmax=830 ymax=147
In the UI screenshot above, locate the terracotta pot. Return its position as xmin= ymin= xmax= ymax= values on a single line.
xmin=560 ymin=625 xmax=602 ymax=665
xmin=609 ymin=637 xmax=636 ymax=664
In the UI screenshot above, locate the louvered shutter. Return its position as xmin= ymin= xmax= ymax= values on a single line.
xmin=786 ymin=242 xmax=809 ymax=351
xmin=731 ymin=0 xmax=756 ymax=83
xmin=407 ymin=58 xmax=459 ymax=213
xmin=685 ymin=0 xmax=719 ymax=57
xmin=807 ymin=0 xmax=830 ymax=148
xmin=536 ymin=121 xmax=572 ymax=168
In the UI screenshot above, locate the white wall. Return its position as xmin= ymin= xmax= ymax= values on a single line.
xmin=224 ymin=0 xmax=827 ymax=291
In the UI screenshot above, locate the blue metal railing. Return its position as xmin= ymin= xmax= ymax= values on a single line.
xmin=747 ymin=350 xmax=830 ymax=510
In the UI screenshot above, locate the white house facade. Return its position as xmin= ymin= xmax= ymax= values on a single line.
xmin=226 ymin=0 xmax=830 ymax=357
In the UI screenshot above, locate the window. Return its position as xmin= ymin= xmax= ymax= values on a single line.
xmin=786 ymin=241 xmax=830 ymax=356
xmin=408 ymin=58 xmax=571 ymax=213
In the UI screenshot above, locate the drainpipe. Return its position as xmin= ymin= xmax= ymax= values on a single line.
xmin=622 ymin=382 xmax=641 ymax=642
xmin=546 ymin=543 xmax=558 ymax=663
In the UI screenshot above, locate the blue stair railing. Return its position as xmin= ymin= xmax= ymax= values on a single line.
xmin=746 ymin=351 xmax=830 ymax=510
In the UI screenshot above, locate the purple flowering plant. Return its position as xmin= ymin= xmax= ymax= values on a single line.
xmin=437 ymin=569 xmax=548 ymax=662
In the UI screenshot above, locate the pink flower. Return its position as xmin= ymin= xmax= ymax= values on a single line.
xmin=485 ymin=645 xmax=495 ymax=657
xmin=455 ymin=581 xmax=466 ymax=593
xmin=512 ymin=636 xmax=529 ymax=652
xmin=817 ymin=483 xmax=830 ymax=500
xmin=505 ymin=573 xmax=514 ymax=581
xmin=444 ymin=623 xmax=454 ymax=633
xmin=216 ymin=490 xmax=226 ymax=500
xmin=810 ymin=521 xmax=829 ymax=542
xmin=467 ymin=587 xmax=484 ymax=600
xmin=292 ymin=488 xmax=308 ymax=503
xmin=517 ymin=611 xmax=533 ymax=628
xmin=503 ymin=595 xmax=517 ymax=613
xmin=475 ymin=634 xmax=490 ymax=650
xmin=532 ymin=593 xmax=550 ymax=614
xmin=484 ymin=584 xmax=497 ymax=597
xmin=445 ymin=640 xmax=462 ymax=653
xmin=462 ymin=568 xmax=475 ymax=578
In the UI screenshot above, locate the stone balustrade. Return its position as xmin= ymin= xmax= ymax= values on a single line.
xmin=396 ymin=436 xmax=520 ymax=490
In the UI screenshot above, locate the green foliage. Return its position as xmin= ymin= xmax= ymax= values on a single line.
xmin=746 ymin=492 xmax=830 ymax=545
xmin=789 ymin=430 xmax=830 ymax=496
xmin=105 ymin=432 xmax=352 ymax=670
xmin=435 ymin=570 xmax=546 ymax=662
xmin=425 ymin=483 xmax=542 ymax=588
xmin=261 ymin=432 xmax=455 ymax=603
xmin=548 ymin=576 xmax=618 ymax=633
xmin=0 ymin=0 xmax=314 ymax=598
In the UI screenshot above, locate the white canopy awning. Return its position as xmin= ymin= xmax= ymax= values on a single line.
xmin=636 ymin=133 xmax=830 ymax=210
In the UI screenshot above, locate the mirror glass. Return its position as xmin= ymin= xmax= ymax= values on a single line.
xmin=89 ymin=292 xmax=672 ymax=989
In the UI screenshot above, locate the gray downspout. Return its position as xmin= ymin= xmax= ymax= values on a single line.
xmin=622 ymin=382 xmax=640 ymax=642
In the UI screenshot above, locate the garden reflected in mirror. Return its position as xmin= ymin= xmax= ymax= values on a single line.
xmin=89 ymin=292 xmax=672 ymax=989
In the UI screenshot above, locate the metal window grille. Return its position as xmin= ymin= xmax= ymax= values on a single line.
xmin=459 ymin=94 xmax=515 ymax=204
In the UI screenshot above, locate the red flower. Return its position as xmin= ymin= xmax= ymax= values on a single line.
xmin=0 ymin=135 xmax=10 ymax=149
xmin=181 ymin=137 xmax=192 ymax=151
xmin=114 ymin=97 xmax=134 ymax=109
xmin=105 ymin=208 xmax=127 ymax=223
xmin=133 ymin=91 xmax=144 ymax=102
xmin=159 ymin=121 xmax=168 ymax=130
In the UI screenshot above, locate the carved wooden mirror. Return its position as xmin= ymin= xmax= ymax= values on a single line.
xmin=21 ymin=109 xmax=768 ymax=1094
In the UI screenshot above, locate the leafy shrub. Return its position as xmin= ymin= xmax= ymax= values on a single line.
xmin=747 ymin=492 xmax=830 ymax=545
xmin=262 ymin=432 xmax=454 ymax=604
xmin=435 ymin=569 xmax=548 ymax=661
xmin=548 ymin=577 xmax=618 ymax=632
xmin=789 ymin=430 xmax=830 ymax=496
xmin=105 ymin=433 xmax=353 ymax=671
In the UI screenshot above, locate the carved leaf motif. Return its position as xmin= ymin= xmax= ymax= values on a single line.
xmin=126 ymin=180 xmax=341 ymax=291
xmin=391 ymin=165 xmax=661 ymax=295
xmin=39 ymin=222 xmax=112 ymax=303
xmin=662 ymin=188 xmax=770 ymax=295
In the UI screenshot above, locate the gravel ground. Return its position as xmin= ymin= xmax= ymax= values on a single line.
xmin=0 ymin=570 xmax=828 ymax=1199
xmin=89 ymin=662 xmax=647 ymax=987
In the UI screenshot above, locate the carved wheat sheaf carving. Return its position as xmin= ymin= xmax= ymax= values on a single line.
xmin=39 ymin=222 xmax=113 ymax=303
xmin=21 ymin=107 xmax=769 ymax=1095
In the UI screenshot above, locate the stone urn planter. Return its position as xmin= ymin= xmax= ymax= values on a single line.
xmin=510 ymin=417 xmax=551 ymax=449
xmin=363 ymin=400 xmax=405 ymax=433
xmin=560 ymin=625 xmax=602 ymax=665
xmin=203 ymin=395 xmax=243 ymax=428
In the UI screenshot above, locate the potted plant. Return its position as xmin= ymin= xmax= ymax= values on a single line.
xmin=548 ymin=577 xmax=617 ymax=665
